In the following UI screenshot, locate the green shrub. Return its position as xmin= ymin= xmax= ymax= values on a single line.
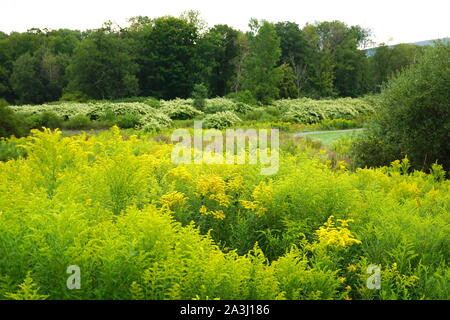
xmin=63 ymin=114 xmax=92 ymax=130
xmin=203 ymin=111 xmax=242 ymax=129
xmin=353 ymin=43 xmax=450 ymax=171
xmin=160 ymin=99 xmax=203 ymax=120
xmin=233 ymin=102 xmax=254 ymax=114
xmin=86 ymin=103 xmax=154 ymax=120
xmin=191 ymin=83 xmax=208 ymax=111
xmin=60 ymin=91 xmax=89 ymax=103
xmin=143 ymin=97 xmax=161 ymax=109
xmin=243 ymin=107 xmax=278 ymax=122
xmin=40 ymin=112 xmax=63 ymax=129
xmin=138 ymin=112 xmax=173 ymax=132
xmin=204 ymin=98 xmax=235 ymax=114
xmin=98 ymin=109 xmax=117 ymax=122
xmin=318 ymin=119 xmax=361 ymax=130
xmin=114 ymin=114 xmax=141 ymax=129
xmin=226 ymin=90 xmax=259 ymax=106
xmin=0 ymin=98 xmax=9 ymax=108
xmin=351 ymin=125 xmax=396 ymax=168
xmin=0 ymin=137 xmax=28 ymax=161
xmin=205 ymin=98 xmax=253 ymax=115
xmin=0 ymin=104 xmax=29 ymax=138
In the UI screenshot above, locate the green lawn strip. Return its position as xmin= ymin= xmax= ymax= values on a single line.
xmin=306 ymin=130 xmax=363 ymax=145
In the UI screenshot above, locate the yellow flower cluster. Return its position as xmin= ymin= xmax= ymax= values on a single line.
xmin=196 ymin=175 xmax=226 ymax=197
xmin=169 ymin=166 xmax=192 ymax=181
xmin=389 ymin=181 xmax=420 ymax=199
xmin=346 ymin=265 xmax=358 ymax=272
xmin=226 ymin=175 xmax=245 ymax=194
xmin=195 ymin=174 xmax=232 ymax=208
xmin=199 ymin=205 xmax=225 ymax=220
xmin=209 ymin=193 xmax=230 ymax=207
xmin=389 ymin=157 xmax=411 ymax=175
xmin=252 ymin=180 xmax=273 ymax=203
xmin=240 ymin=180 xmax=273 ymax=215
xmin=240 ymin=200 xmax=259 ymax=211
xmin=315 ymin=216 xmax=361 ymax=248
xmin=160 ymin=191 xmax=187 ymax=209
xmin=387 ymin=263 xmax=420 ymax=288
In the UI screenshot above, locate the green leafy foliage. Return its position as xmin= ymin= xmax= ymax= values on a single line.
xmin=63 ymin=114 xmax=92 ymax=130
xmin=226 ymin=90 xmax=259 ymax=106
xmin=0 ymin=104 xmax=29 ymax=137
xmin=191 ymin=83 xmax=208 ymax=111
xmin=114 ymin=114 xmax=141 ymax=129
xmin=0 ymin=136 xmax=28 ymax=161
xmin=3 ymin=272 xmax=49 ymax=300
xmin=0 ymin=128 xmax=447 ymax=300
xmin=160 ymin=99 xmax=203 ymax=120
xmin=65 ymin=29 xmax=139 ymax=100
xmin=0 ymin=98 xmax=9 ymax=107
xmin=275 ymin=98 xmax=374 ymax=123
xmin=353 ymin=43 xmax=450 ymax=171
xmin=243 ymin=21 xmax=282 ymax=104
xmin=140 ymin=17 xmax=198 ymax=99
xmin=203 ymin=111 xmax=242 ymax=129
xmin=60 ymin=91 xmax=89 ymax=102
xmin=204 ymin=98 xmax=253 ymax=114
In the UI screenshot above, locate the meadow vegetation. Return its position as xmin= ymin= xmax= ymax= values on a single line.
xmin=0 ymin=13 xmax=448 ymax=302
xmin=0 ymin=127 xmax=448 ymax=300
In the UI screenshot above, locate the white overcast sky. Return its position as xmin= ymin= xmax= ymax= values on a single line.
xmin=0 ymin=0 xmax=448 ymax=46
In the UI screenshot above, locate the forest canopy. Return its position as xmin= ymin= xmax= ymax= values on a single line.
xmin=0 ymin=11 xmax=426 ymax=105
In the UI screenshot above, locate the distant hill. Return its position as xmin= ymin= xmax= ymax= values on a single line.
xmin=364 ymin=38 xmax=449 ymax=57
xmin=411 ymin=38 xmax=449 ymax=46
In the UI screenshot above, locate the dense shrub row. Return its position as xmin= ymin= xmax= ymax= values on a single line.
xmin=275 ymin=98 xmax=374 ymax=123
xmin=4 ymin=98 xmax=372 ymax=137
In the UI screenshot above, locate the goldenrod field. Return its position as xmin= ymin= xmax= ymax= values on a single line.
xmin=0 ymin=127 xmax=448 ymax=300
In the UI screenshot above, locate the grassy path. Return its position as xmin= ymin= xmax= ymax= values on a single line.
xmin=294 ymin=128 xmax=366 ymax=136
xmin=293 ymin=128 xmax=366 ymax=145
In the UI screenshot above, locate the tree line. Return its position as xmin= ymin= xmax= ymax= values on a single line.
xmin=0 ymin=11 xmax=425 ymax=105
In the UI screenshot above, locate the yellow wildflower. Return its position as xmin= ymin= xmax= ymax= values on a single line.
xmin=252 ymin=180 xmax=273 ymax=203
xmin=209 ymin=193 xmax=230 ymax=207
xmin=346 ymin=265 xmax=357 ymax=272
xmin=315 ymin=216 xmax=361 ymax=248
xmin=199 ymin=205 xmax=225 ymax=220
xmin=169 ymin=166 xmax=192 ymax=181
xmin=337 ymin=218 xmax=354 ymax=227
xmin=160 ymin=191 xmax=187 ymax=208
xmin=210 ymin=210 xmax=225 ymax=220
xmin=196 ymin=175 xmax=226 ymax=197
xmin=226 ymin=175 xmax=244 ymax=193
xmin=199 ymin=205 xmax=208 ymax=214
xmin=240 ymin=200 xmax=259 ymax=210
